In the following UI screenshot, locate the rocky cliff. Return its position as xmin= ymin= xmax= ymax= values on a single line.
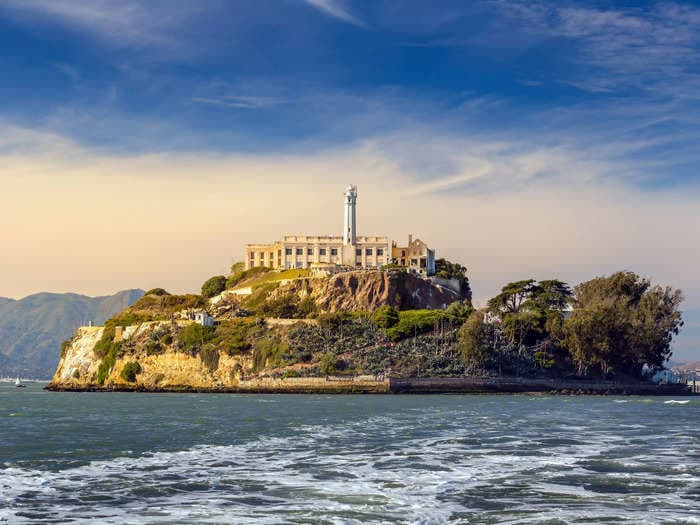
xmin=282 ymin=270 xmax=461 ymax=313
xmin=48 ymin=270 xmax=472 ymax=392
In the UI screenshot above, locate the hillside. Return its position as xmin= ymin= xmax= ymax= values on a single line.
xmin=49 ymin=270 xmax=473 ymax=390
xmin=0 ymin=289 xmax=144 ymax=378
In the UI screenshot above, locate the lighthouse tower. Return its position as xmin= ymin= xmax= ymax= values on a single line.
xmin=342 ymin=185 xmax=358 ymax=266
xmin=343 ymin=184 xmax=357 ymax=245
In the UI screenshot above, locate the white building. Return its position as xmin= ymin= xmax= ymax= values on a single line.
xmin=245 ymin=185 xmax=393 ymax=271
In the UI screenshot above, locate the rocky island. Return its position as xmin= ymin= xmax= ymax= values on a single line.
xmin=48 ymin=263 xmax=690 ymax=395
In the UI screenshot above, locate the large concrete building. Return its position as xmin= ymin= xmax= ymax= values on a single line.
xmin=245 ymin=185 xmax=435 ymax=274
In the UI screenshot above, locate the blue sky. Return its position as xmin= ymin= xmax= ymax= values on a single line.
xmin=1 ymin=0 xmax=699 ymax=360
xmin=1 ymin=0 xmax=699 ymax=169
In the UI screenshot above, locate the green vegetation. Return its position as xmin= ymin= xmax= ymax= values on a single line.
xmin=144 ymin=288 xmax=169 ymax=296
xmin=226 ymin=265 xmax=273 ymax=289
xmin=457 ymin=272 xmax=683 ymax=379
xmin=120 ymin=361 xmax=142 ymax=382
xmin=178 ymin=323 xmax=215 ymax=354
xmin=386 ymin=309 xmax=450 ymax=341
xmin=60 ymin=338 xmax=73 ymax=358
xmin=253 ymin=336 xmax=291 ymax=372
xmin=444 ymin=301 xmax=474 ymax=322
xmin=457 ymin=310 xmax=494 ymax=369
xmin=129 ymin=294 xmax=205 ymax=319
xmin=371 ymin=305 xmax=399 ymax=329
xmin=201 ymin=275 xmax=227 ymax=298
xmin=96 ymin=343 xmax=121 ymax=384
xmin=563 ymin=272 xmax=683 ymax=376
xmin=228 ymin=266 xmax=311 ymax=291
xmin=211 ymin=319 xmax=256 ymax=355
xmin=200 ymin=348 xmax=220 ymax=373
xmin=434 ymin=258 xmax=472 ymax=301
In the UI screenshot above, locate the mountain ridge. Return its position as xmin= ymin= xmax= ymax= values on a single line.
xmin=0 ymin=289 xmax=145 ymax=378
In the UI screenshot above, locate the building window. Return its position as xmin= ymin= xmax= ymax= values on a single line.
xmin=356 ymin=248 xmax=362 ymax=256
xmin=402 ymin=250 xmax=406 ymax=257
xmin=319 ymin=248 xmax=326 ymax=256
xmin=285 ymin=248 xmax=292 ymax=256
xmin=296 ymin=248 xmax=303 ymax=256
xmin=296 ymin=261 xmax=303 ymax=269
xmin=365 ymin=248 xmax=373 ymax=256
xmin=278 ymin=250 xmax=282 ymax=257
xmin=331 ymin=248 xmax=338 ymax=256
xmin=376 ymin=248 xmax=383 ymax=256
xmin=307 ymin=248 xmax=313 ymax=256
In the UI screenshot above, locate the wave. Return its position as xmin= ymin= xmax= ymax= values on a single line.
xmin=2 ymin=411 xmax=699 ymax=524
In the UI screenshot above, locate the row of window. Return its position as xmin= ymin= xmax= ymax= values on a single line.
xmin=252 ymin=247 xmax=386 ymax=259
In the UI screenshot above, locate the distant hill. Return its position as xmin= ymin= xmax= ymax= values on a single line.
xmin=0 ymin=290 xmax=144 ymax=379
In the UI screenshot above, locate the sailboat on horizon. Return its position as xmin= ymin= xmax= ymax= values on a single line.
xmin=15 ymin=377 xmax=26 ymax=388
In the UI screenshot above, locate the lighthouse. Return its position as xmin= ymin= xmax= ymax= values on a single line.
xmin=343 ymin=184 xmax=357 ymax=246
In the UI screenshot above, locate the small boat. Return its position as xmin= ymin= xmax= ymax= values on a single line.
xmin=15 ymin=377 xmax=26 ymax=388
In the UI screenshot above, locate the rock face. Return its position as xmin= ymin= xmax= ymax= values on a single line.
xmin=47 ymin=270 xmax=470 ymax=393
xmin=299 ymin=271 xmax=462 ymax=313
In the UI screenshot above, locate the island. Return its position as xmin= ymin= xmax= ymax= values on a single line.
xmin=48 ymin=265 xmax=689 ymax=395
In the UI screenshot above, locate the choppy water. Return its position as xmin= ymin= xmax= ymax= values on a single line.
xmin=1 ymin=383 xmax=698 ymax=524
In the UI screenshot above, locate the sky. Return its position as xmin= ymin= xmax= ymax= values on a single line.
xmin=0 ymin=0 xmax=699 ymax=360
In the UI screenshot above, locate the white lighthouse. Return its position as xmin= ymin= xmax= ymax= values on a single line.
xmin=343 ymin=184 xmax=357 ymax=246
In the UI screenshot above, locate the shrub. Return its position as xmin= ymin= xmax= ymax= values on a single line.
xmin=201 ymin=275 xmax=227 ymax=298
xmin=371 ymin=306 xmax=399 ymax=329
xmin=445 ymin=301 xmax=474 ymax=322
xmin=253 ymin=337 xmax=290 ymax=372
xmin=60 ymin=338 xmax=73 ymax=358
xmin=212 ymin=319 xmax=254 ymax=355
xmin=144 ymin=288 xmax=169 ymax=296
xmin=227 ymin=266 xmax=272 ymax=289
xmin=178 ymin=323 xmax=215 ymax=353
xmin=259 ymin=291 xmax=301 ymax=318
xmin=200 ymin=347 xmax=220 ymax=373
xmin=96 ymin=342 xmax=123 ymax=384
xmin=386 ymin=310 xmax=447 ymax=341
xmin=145 ymin=340 xmax=162 ymax=355
xmin=72 ymin=369 xmax=80 ymax=379
xmin=120 ymin=361 xmax=142 ymax=382
xmin=318 ymin=353 xmax=350 ymax=375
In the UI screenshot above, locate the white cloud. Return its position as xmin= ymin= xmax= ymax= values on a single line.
xmin=302 ymin=0 xmax=367 ymax=28
xmin=0 ymin=0 xmax=191 ymax=50
xmin=192 ymin=95 xmax=284 ymax=110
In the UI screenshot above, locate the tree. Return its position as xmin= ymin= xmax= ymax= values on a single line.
xmin=445 ymin=301 xmax=474 ymax=322
xmin=563 ymin=271 xmax=683 ymax=377
xmin=487 ymin=279 xmax=538 ymax=314
xmin=201 ymin=275 xmax=227 ymax=298
xmin=230 ymin=261 xmax=245 ymax=275
xmin=371 ymin=306 xmax=399 ymax=329
xmin=457 ymin=310 xmax=494 ymax=369
xmin=434 ymin=258 xmax=472 ymax=302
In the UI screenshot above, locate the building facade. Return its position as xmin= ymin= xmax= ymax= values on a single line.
xmin=245 ymin=186 xmax=432 ymax=274
xmin=391 ymin=234 xmax=436 ymax=275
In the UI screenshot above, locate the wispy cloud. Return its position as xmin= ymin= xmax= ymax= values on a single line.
xmin=302 ymin=0 xmax=367 ymax=28
xmin=0 ymin=0 xmax=193 ymax=50
xmin=192 ymin=95 xmax=284 ymax=110
xmin=494 ymin=1 xmax=700 ymax=96
xmin=1 ymin=121 xmax=699 ymax=358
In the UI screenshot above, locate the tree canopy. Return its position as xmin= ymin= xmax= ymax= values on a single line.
xmin=434 ymin=258 xmax=472 ymax=301
xmin=563 ymin=271 xmax=683 ymax=376
xmin=201 ymin=275 xmax=227 ymax=298
xmin=460 ymin=271 xmax=683 ymax=379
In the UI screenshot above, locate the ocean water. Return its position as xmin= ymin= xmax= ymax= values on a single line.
xmin=0 ymin=383 xmax=698 ymax=524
